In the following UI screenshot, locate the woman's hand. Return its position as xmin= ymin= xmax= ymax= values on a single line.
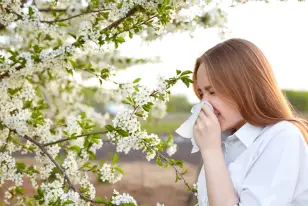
xmin=193 ymin=104 xmax=221 ymax=153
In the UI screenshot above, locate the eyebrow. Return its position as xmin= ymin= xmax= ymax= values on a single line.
xmin=197 ymin=86 xmax=212 ymax=91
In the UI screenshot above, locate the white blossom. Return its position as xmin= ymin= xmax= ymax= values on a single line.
xmin=166 ymin=143 xmax=177 ymax=157
xmin=99 ymin=163 xmax=123 ymax=184
xmin=0 ymin=152 xmax=23 ymax=186
xmin=111 ymin=189 xmax=137 ymax=206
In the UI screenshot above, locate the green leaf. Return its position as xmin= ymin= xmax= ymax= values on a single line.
xmin=80 ymin=112 xmax=86 ymax=119
xmin=68 ymin=33 xmax=77 ymax=39
xmin=38 ymin=188 xmax=44 ymax=197
xmin=133 ymin=78 xmax=141 ymax=83
xmin=122 ymin=203 xmax=136 ymax=206
xmin=182 ymin=168 xmax=188 ymax=175
xmin=93 ymin=197 xmax=106 ymax=203
xmin=69 ymin=145 xmax=81 ymax=153
xmin=57 ymin=22 xmax=68 ymax=27
xmin=176 ymin=160 xmax=184 ymax=168
xmin=8 ymin=87 xmax=22 ymax=96
xmin=115 ymin=36 xmax=125 ymax=43
xmin=16 ymin=162 xmax=26 ymax=172
xmin=134 ymin=112 xmax=143 ymax=118
xmin=112 ymin=153 xmax=119 ymax=164
xmin=156 ymin=156 xmax=163 ymax=166
xmin=63 ymin=200 xmax=75 ymax=204
xmin=81 ymin=162 xmax=91 ymax=169
xmin=114 ymin=166 xmax=124 ymax=175
xmin=15 ymin=186 xmax=24 ymax=195
xmin=105 ymin=124 xmax=114 ymax=132
xmin=175 ymin=173 xmax=182 ymax=182
xmin=129 ymin=31 xmax=133 ymax=39
xmin=44 ymin=34 xmax=53 ymax=41
xmin=66 ymin=68 xmax=73 ymax=76
xmin=88 ymin=151 xmax=96 ymax=160
xmin=176 ymin=69 xmax=181 ymax=75
xmin=165 ymin=134 xmax=173 ymax=148
xmin=180 ymin=70 xmax=193 ymax=76
xmin=117 ymin=129 xmax=129 ymax=137
xmin=29 ymin=7 xmax=34 ymax=17
xmin=69 ymin=60 xmax=76 ymax=68
xmin=89 ymin=165 xmax=98 ymax=172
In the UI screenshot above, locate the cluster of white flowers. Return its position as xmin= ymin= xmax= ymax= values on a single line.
xmin=0 ymin=0 xmax=21 ymax=25
xmin=4 ymin=187 xmax=13 ymax=204
xmin=134 ymin=85 xmax=155 ymax=106
xmin=62 ymin=151 xmax=79 ymax=177
xmin=0 ymin=128 xmax=10 ymax=148
xmin=156 ymin=76 xmax=170 ymax=102
xmin=107 ymin=108 xmax=161 ymax=160
xmin=40 ymin=179 xmax=89 ymax=205
xmin=64 ymin=116 xmax=83 ymax=137
xmin=112 ymin=109 xmax=141 ymax=135
xmin=105 ymin=0 xmax=157 ymax=21
xmin=193 ymin=183 xmax=198 ymax=196
xmin=80 ymin=173 xmax=96 ymax=200
xmin=166 ymin=143 xmax=177 ymax=157
xmin=150 ymin=100 xmax=167 ymax=119
xmin=156 ymin=203 xmax=165 ymax=206
xmin=111 ymin=189 xmax=137 ymax=206
xmin=0 ymin=152 xmax=23 ymax=186
xmin=40 ymin=45 xmax=76 ymax=62
xmin=99 ymin=163 xmax=123 ymax=184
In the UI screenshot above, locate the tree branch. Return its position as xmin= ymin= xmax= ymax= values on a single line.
xmin=103 ymin=6 xmax=140 ymax=31
xmin=143 ymin=141 xmax=192 ymax=191
xmin=43 ymin=131 xmax=108 ymax=147
xmin=40 ymin=8 xmax=110 ymax=23
xmin=22 ymin=135 xmax=104 ymax=204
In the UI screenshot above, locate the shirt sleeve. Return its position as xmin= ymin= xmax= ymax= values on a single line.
xmin=237 ymin=125 xmax=306 ymax=206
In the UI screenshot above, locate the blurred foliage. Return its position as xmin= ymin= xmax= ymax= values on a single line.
xmin=166 ymin=95 xmax=193 ymax=113
xmin=283 ymin=89 xmax=308 ymax=113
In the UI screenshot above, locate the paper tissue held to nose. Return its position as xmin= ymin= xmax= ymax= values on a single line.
xmin=175 ymin=100 xmax=214 ymax=153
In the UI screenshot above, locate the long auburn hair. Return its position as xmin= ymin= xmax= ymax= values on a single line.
xmin=192 ymin=38 xmax=308 ymax=142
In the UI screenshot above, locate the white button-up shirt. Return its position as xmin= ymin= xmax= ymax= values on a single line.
xmin=197 ymin=120 xmax=308 ymax=206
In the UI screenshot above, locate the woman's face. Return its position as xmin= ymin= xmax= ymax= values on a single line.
xmin=196 ymin=63 xmax=245 ymax=132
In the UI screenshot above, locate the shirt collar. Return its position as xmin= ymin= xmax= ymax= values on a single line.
xmin=223 ymin=122 xmax=265 ymax=148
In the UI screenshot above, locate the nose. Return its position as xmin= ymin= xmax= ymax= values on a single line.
xmin=201 ymin=95 xmax=210 ymax=102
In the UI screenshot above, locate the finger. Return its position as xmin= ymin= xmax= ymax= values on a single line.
xmin=201 ymin=104 xmax=215 ymax=118
xmin=198 ymin=109 xmax=208 ymax=121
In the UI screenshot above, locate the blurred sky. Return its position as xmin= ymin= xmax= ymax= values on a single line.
xmin=111 ymin=1 xmax=308 ymax=104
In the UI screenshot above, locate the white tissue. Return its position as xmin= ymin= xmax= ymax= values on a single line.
xmin=175 ymin=100 xmax=214 ymax=153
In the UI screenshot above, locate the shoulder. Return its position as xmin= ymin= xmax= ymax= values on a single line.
xmin=267 ymin=120 xmax=302 ymax=136
xmin=261 ymin=120 xmax=305 ymax=150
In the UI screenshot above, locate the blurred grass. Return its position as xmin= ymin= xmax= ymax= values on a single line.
xmin=141 ymin=113 xmax=189 ymax=135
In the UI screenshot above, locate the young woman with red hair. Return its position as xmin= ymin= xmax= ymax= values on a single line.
xmin=193 ymin=38 xmax=308 ymax=206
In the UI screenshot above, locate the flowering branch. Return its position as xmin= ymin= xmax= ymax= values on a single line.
xmin=104 ymin=6 xmax=140 ymax=31
xmin=22 ymin=135 xmax=105 ymax=204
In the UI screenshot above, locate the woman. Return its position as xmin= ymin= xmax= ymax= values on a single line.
xmin=192 ymin=38 xmax=308 ymax=206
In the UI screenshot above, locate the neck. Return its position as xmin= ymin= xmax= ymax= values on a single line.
xmin=231 ymin=120 xmax=246 ymax=134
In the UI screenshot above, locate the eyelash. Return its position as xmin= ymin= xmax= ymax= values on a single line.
xmin=199 ymin=91 xmax=215 ymax=97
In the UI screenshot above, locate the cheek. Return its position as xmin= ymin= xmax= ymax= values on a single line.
xmin=210 ymin=98 xmax=226 ymax=114
xmin=211 ymin=99 xmax=240 ymax=119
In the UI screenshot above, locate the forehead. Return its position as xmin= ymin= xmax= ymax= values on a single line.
xmin=196 ymin=63 xmax=210 ymax=89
